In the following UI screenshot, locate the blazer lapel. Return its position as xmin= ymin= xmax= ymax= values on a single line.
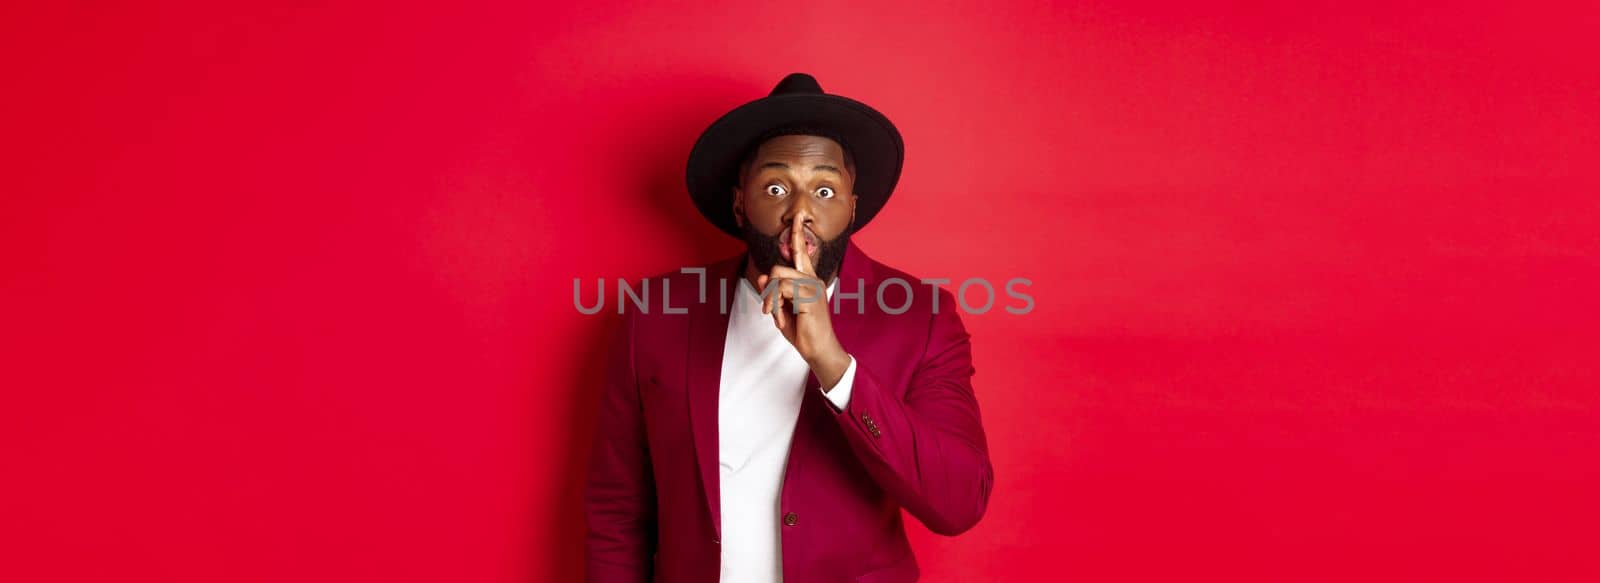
xmin=831 ymin=241 xmax=875 ymax=365
xmin=685 ymin=253 xmax=742 ymax=540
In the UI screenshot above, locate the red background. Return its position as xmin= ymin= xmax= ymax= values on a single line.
xmin=4 ymin=1 xmax=1597 ymax=581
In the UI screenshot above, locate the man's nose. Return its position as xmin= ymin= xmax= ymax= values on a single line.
xmin=784 ymin=196 xmax=816 ymax=229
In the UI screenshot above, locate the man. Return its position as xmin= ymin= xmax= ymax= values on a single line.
xmin=585 ymin=72 xmax=993 ymax=583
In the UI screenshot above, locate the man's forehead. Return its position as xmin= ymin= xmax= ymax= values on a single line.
xmin=753 ymin=134 xmax=847 ymax=162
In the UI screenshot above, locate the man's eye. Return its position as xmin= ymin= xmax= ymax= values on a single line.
xmin=765 ymin=184 xmax=787 ymax=197
xmin=816 ymin=186 xmax=835 ymax=199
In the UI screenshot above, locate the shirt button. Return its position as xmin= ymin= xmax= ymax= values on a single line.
xmin=783 ymin=512 xmax=799 ymax=526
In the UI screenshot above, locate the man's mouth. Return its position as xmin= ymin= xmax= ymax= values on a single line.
xmin=777 ymin=226 xmax=819 ymax=263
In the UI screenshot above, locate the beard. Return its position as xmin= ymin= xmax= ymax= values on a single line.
xmin=740 ymin=215 xmax=850 ymax=284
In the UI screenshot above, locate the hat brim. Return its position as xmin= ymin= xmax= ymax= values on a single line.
xmin=686 ymin=93 xmax=904 ymax=239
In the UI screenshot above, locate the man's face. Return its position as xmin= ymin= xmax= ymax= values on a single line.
xmin=732 ymin=134 xmax=857 ymax=282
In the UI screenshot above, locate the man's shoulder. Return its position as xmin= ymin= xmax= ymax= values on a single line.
xmin=617 ymin=252 xmax=743 ymax=325
xmin=837 ymin=248 xmax=962 ymax=322
xmin=646 ymin=252 xmax=743 ymax=289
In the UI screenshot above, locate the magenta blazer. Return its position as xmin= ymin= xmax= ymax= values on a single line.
xmin=585 ymin=241 xmax=994 ymax=582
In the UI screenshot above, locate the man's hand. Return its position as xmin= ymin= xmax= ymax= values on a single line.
xmin=757 ymin=216 xmax=852 ymax=390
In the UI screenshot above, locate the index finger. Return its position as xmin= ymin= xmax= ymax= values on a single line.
xmin=791 ymin=215 xmax=814 ymax=275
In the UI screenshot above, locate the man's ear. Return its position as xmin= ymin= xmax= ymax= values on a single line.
xmin=731 ymin=186 xmax=745 ymax=228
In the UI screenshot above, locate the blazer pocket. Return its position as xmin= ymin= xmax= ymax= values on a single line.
xmin=855 ymin=549 xmax=920 ymax=583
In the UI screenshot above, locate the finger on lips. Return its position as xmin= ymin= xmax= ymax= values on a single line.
xmin=759 ymin=216 xmax=821 ymax=319
xmin=790 ymin=216 xmax=814 ymax=274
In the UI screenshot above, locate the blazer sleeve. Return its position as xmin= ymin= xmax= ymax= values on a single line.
xmin=583 ymin=311 xmax=657 ymax=582
xmin=824 ymin=288 xmax=995 ymax=536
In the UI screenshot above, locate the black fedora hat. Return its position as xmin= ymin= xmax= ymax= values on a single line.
xmin=685 ymin=72 xmax=904 ymax=239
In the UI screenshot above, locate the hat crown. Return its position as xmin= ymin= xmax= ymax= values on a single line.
xmin=769 ymin=72 xmax=823 ymax=96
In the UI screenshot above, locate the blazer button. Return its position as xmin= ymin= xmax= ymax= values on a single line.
xmin=783 ymin=512 xmax=798 ymax=526
xmin=713 ymin=537 xmax=720 ymax=544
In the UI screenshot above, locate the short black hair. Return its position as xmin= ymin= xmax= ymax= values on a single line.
xmin=736 ymin=123 xmax=858 ymax=188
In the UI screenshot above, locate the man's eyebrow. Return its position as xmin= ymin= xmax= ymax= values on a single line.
xmin=755 ymin=162 xmax=843 ymax=176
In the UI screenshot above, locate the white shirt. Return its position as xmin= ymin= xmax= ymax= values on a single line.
xmin=717 ymin=277 xmax=856 ymax=583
